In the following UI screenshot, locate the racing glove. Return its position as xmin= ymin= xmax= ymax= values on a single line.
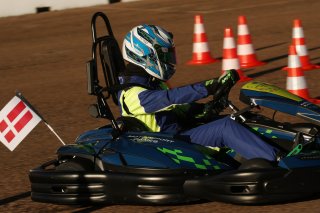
xmin=204 ymin=78 xmax=219 ymax=95
xmin=218 ymin=69 xmax=239 ymax=87
xmin=202 ymin=94 xmax=229 ymax=118
xmin=203 ymin=101 xmax=224 ymax=117
xmin=205 ymin=69 xmax=240 ymax=99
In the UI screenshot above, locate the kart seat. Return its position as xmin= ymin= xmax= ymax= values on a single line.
xmin=88 ymin=12 xmax=150 ymax=135
xmin=100 ymin=36 xmax=126 ymax=105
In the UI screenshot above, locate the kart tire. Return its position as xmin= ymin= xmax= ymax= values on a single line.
xmin=239 ymin=158 xmax=274 ymax=170
xmin=56 ymin=157 xmax=93 ymax=171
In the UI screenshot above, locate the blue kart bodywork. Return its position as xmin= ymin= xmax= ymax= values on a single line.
xmin=241 ymin=81 xmax=320 ymax=124
xmin=61 ymin=128 xmax=231 ymax=172
xmin=29 ymin=12 xmax=320 ymax=205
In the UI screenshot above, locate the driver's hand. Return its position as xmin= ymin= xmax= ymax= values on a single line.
xmin=202 ymin=98 xmax=228 ymax=119
xmin=204 ymin=69 xmax=239 ymax=97
xmin=204 ymin=78 xmax=219 ymax=95
xmin=212 ymin=69 xmax=239 ymax=100
xmin=218 ymin=69 xmax=240 ymax=87
xmin=212 ymin=95 xmax=228 ymax=112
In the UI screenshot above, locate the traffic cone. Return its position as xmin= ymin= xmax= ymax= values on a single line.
xmin=286 ymin=45 xmax=320 ymax=103
xmin=222 ymin=27 xmax=252 ymax=82
xmin=291 ymin=19 xmax=320 ymax=71
xmin=187 ymin=15 xmax=218 ymax=65
xmin=237 ymin=15 xmax=265 ymax=68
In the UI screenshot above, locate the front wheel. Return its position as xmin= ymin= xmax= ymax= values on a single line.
xmin=238 ymin=158 xmax=275 ymax=170
xmin=56 ymin=157 xmax=94 ymax=171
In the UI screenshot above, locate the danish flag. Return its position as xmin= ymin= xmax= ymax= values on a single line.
xmin=0 ymin=95 xmax=42 ymax=151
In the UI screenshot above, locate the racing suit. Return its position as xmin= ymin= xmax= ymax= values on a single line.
xmin=117 ymin=64 xmax=278 ymax=161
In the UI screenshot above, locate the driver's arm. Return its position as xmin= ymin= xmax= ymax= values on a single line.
xmin=123 ymin=82 xmax=209 ymax=115
xmin=122 ymin=69 xmax=239 ymax=115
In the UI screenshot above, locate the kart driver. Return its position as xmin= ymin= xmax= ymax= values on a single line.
xmin=117 ymin=24 xmax=279 ymax=161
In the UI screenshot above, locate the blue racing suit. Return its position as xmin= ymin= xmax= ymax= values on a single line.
xmin=118 ymin=70 xmax=278 ymax=161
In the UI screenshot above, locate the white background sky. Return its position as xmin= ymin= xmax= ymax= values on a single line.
xmin=0 ymin=0 xmax=112 ymax=17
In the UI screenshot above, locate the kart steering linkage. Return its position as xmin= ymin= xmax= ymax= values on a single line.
xmin=228 ymin=101 xmax=257 ymax=122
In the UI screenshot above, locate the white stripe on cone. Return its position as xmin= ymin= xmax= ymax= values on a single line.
xmin=238 ymin=44 xmax=254 ymax=55
xmin=286 ymin=76 xmax=308 ymax=90
xmin=288 ymin=55 xmax=301 ymax=68
xmin=222 ymin=59 xmax=240 ymax=70
xmin=223 ymin=38 xmax=236 ymax=48
xmin=238 ymin=25 xmax=249 ymax=35
xmin=194 ymin=23 xmax=205 ymax=33
xmin=193 ymin=42 xmax=209 ymax=53
xmin=295 ymin=45 xmax=308 ymax=56
xmin=293 ymin=27 xmax=304 ymax=38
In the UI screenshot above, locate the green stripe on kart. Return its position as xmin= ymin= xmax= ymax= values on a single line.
xmin=157 ymin=147 xmax=221 ymax=170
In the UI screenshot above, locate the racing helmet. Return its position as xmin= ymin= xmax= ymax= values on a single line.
xmin=122 ymin=24 xmax=176 ymax=81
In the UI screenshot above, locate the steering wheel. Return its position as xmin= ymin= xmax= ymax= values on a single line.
xmin=203 ymin=87 xmax=231 ymax=119
xmin=209 ymin=86 xmax=256 ymax=122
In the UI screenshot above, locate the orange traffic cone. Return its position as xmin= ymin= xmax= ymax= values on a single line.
xmin=222 ymin=27 xmax=252 ymax=82
xmin=187 ymin=15 xmax=218 ymax=65
xmin=291 ymin=19 xmax=320 ymax=71
xmin=286 ymin=45 xmax=320 ymax=103
xmin=237 ymin=15 xmax=265 ymax=68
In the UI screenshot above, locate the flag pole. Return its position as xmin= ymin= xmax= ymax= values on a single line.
xmin=15 ymin=91 xmax=66 ymax=146
xmin=43 ymin=122 xmax=66 ymax=145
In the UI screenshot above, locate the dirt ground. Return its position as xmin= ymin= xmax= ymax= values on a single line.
xmin=1 ymin=0 xmax=320 ymax=212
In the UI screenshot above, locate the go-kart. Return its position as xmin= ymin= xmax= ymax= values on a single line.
xmin=29 ymin=12 xmax=320 ymax=205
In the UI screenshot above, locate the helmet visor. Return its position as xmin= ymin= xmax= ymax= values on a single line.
xmin=161 ymin=63 xmax=176 ymax=81
xmin=154 ymin=44 xmax=176 ymax=65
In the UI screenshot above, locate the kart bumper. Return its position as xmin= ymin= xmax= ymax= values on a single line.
xmin=29 ymin=159 xmax=200 ymax=205
xmin=184 ymin=167 xmax=320 ymax=204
